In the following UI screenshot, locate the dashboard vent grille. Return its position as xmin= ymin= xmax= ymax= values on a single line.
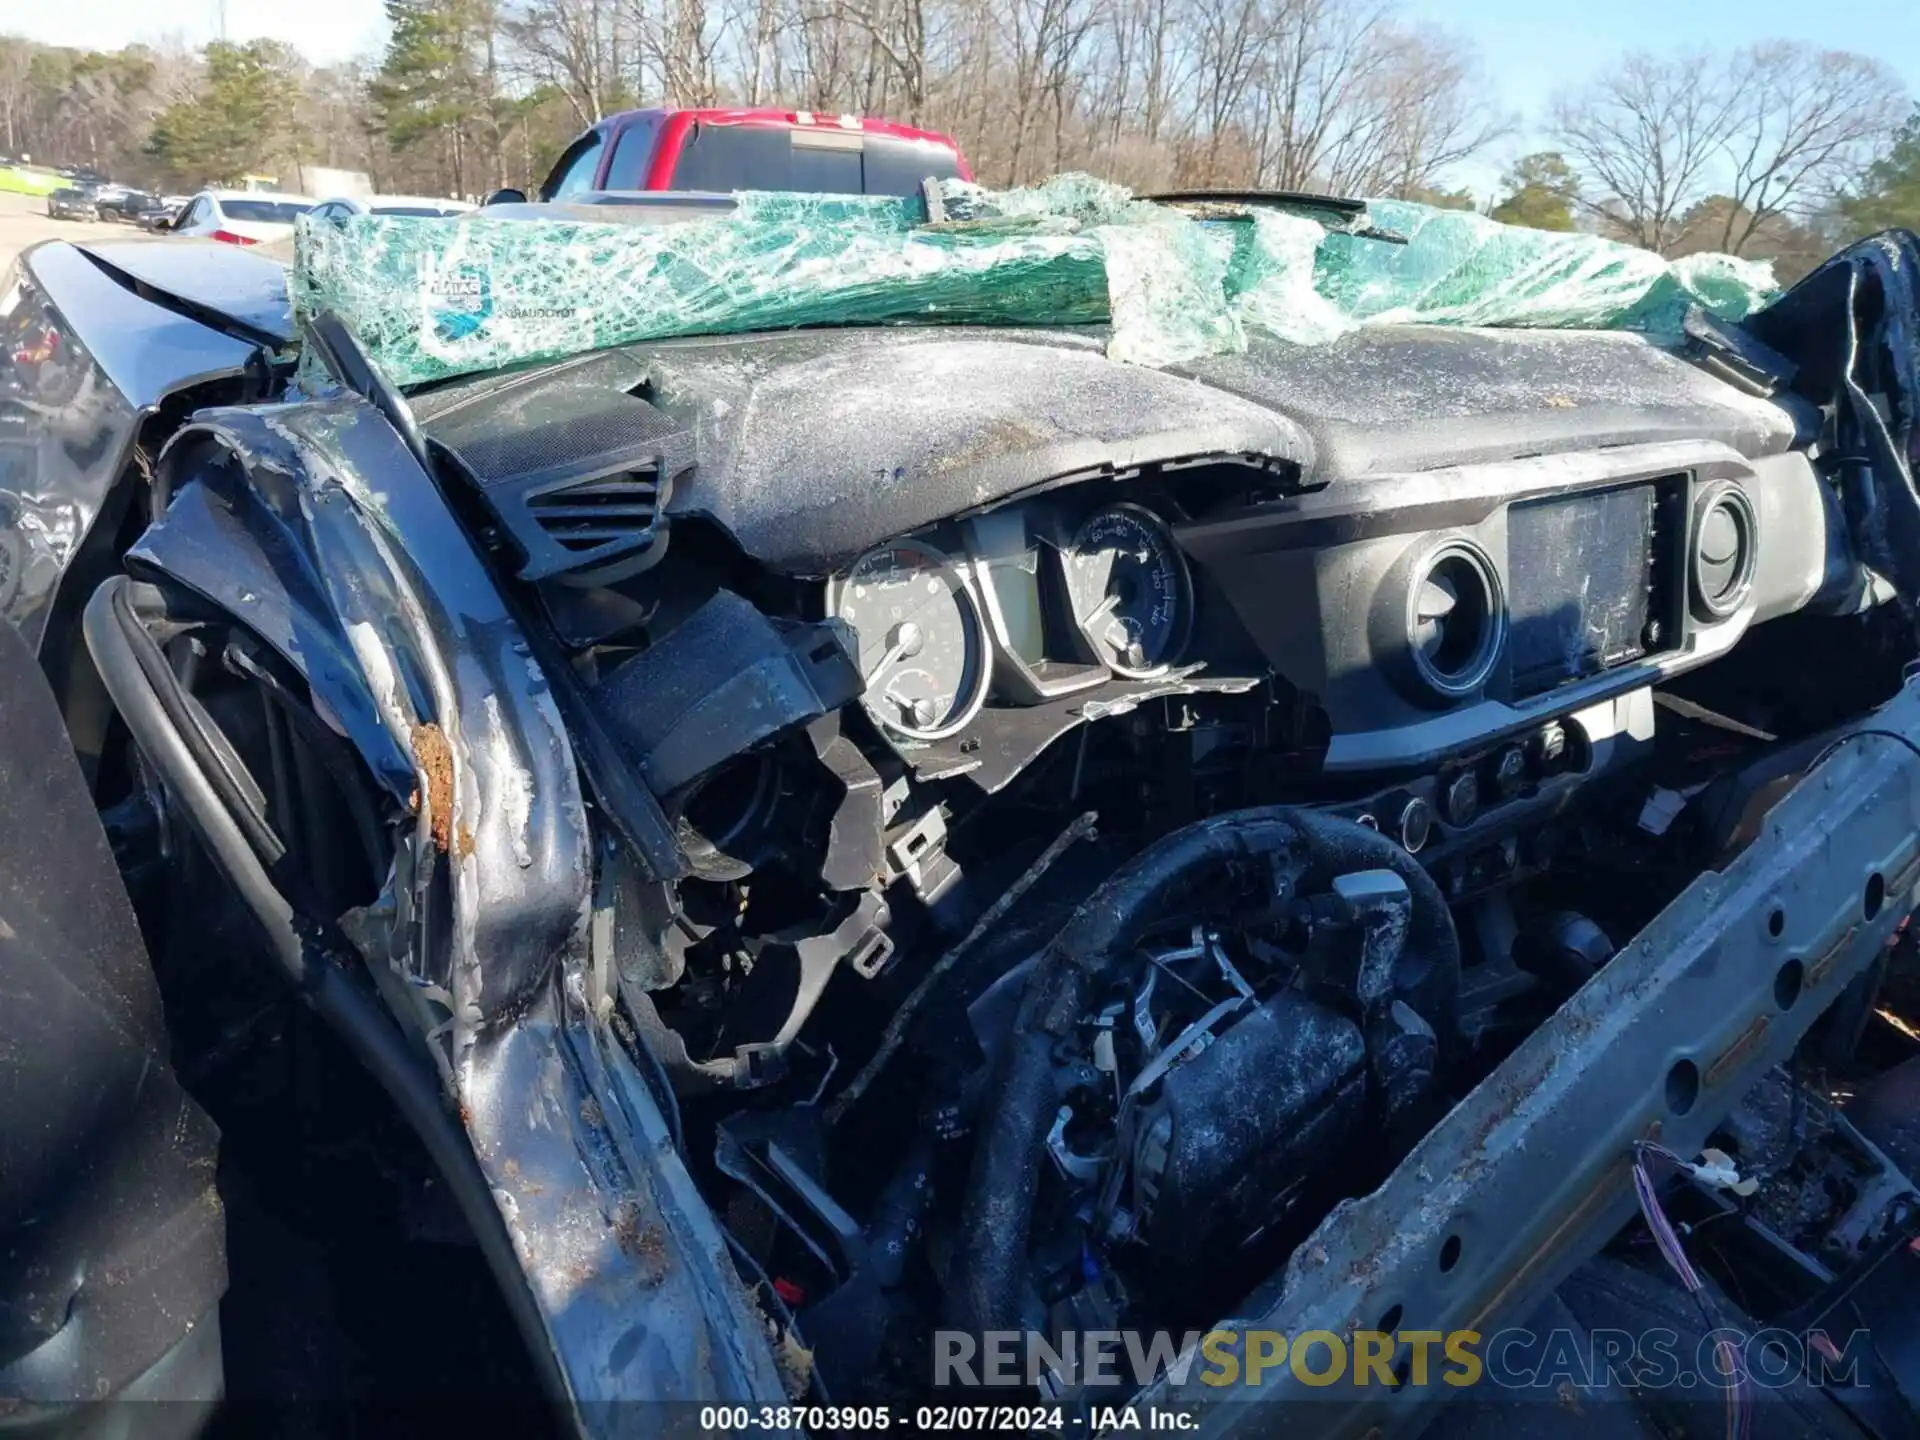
xmin=419 ymin=376 xmax=691 ymax=585
xmin=526 ymin=470 xmax=662 ymax=560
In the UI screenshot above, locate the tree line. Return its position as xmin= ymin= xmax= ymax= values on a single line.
xmin=1 ymin=0 xmax=1917 ymax=277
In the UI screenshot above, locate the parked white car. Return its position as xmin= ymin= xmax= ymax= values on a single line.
xmin=309 ymin=195 xmax=475 ymax=221
xmin=165 ymin=190 xmax=318 ymax=245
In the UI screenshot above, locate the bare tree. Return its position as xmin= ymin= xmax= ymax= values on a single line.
xmin=297 ymin=61 xmax=383 ymax=176
xmin=990 ymin=0 xmax=1099 ymax=182
xmin=630 ymin=0 xmax=728 ymax=104
xmin=1551 ymin=50 xmax=1742 ymax=253
xmin=734 ymin=0 xmax=788 ymax=105
xmin=1713 ymin=42 xmax=1906 ymax=254
xmin=1344 ymin=25 xmax=1508 ymax=196
xmin=1133 ymin=0 xmax=1187 ymax=146
xmin=0 ymin=42 xmax=35 ymax=154
xmin=2 ymin=0 xmax=1521 ymax=208
xmin=501 ymin=0 xmax=630 ymax=128
xmin=1251 ymin=0 xmax=1389 ymax=192
xmin=787 ymin=0 xmax=868 ymax=112
xmin=1553 ymin=44 xmax=1905 ymax=258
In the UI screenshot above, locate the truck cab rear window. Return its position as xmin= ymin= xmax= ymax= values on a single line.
xmin=667 ymin=125 xmax=962 ymax=196
xmin=860 ymin=135 xmax=965 ymax=194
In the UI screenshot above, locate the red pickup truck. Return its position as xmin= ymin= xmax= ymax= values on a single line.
xmin=535 ymin=107 xmax=973 ymax=200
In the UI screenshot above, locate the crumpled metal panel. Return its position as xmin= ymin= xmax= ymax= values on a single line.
xmin=133 ymin=394 xmax=787 ymax=1416
xmin=127 ymin=466 xmax=415 ymax=798
xmin=0 ymin=242 xmax=258 ymax=651
xmin=74 ymin=236 xmax=295 ymax=344
xmin=141 ymin=397 xmax=581 ymax=1034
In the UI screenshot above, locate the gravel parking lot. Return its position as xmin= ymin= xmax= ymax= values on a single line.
xmin=0 ymin=187 xmax=103 ymax=274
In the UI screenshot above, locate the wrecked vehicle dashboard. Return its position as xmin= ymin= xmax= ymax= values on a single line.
xmin=7 ymin=185 xmax=1920 ymax=1439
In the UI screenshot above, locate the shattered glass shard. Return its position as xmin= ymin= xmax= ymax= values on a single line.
xmin=291 ymin=175 xmax=1780 ymax=389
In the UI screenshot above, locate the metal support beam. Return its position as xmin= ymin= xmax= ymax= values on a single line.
xmin=1155 ymin=682 xmax=1920 ymax=1436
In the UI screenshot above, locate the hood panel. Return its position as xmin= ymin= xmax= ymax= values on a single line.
xmin=73 ymin=237 xmax=294 ymax=344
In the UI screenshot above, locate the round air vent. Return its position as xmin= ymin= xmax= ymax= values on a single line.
xmin=1690 ymin=483 xmax=1757 ymax=621
xmin=1406 ymin=540 xmax=1504 ymax=700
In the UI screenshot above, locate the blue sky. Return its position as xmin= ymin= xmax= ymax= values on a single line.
xmin=1400 ymin=0 xmax=1920 ymax=194
xmin=2 ymin=0 xmax=1916 ymax=199
xmin=0 ymin=0 xmax=390 ymax=69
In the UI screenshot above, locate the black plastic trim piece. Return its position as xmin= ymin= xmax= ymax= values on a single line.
xmin=301 ymin=309 xmax=438 ymax=479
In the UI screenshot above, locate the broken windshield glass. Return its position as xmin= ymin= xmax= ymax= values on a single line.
xmin=291 ymin=174 xmax=1780 ymax=389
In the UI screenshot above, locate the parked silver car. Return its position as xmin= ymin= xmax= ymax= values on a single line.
xmin=44 ymin=187 xmax=97 ymax=222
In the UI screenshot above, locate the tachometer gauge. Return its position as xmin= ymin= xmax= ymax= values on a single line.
xmin=1063 ymin=505 xmax=1192 ymax=678
xmin=832 ymin=540 xmax=990 ymax=741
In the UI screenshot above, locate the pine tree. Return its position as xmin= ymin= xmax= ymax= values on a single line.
xmin=1841 ymin=108 xmax=1920 ymax=239
xmin=1489 ymin=152 xmax=1579 ymax=232
xmin=146 ymin=40 xmax=301 ymax=185
xmin=370 ymin=0 xmax=506 ymax=197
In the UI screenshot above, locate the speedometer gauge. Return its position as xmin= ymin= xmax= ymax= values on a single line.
xmin=1064 ymin=505 xmax=1192 ymax=678
xmin=832 ymin=540 xmax=989 ymax=741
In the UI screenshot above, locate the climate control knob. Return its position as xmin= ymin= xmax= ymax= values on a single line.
xmin=1395 ymin=795 xmax=1433 ymax=854
xmin=1494 ymin=746 xmax=1527 ymax=799
xmin=1442 ymin=771 xmax=1481 ymax=828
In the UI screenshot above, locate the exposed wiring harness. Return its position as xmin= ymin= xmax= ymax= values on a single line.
xmin=826 ymin=810 xmax=1099 ymax=1124
xmin=1631 ymin=1142 xmax=1752 ymax=1440
xmin=1807 ymin=726 xmax=1920 ymax=771
xmin=1802 ymin=658 xmax=1920 ymax=772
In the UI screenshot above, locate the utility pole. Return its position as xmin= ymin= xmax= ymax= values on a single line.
xmin=215 ymin=0 xmax=228 ymax=40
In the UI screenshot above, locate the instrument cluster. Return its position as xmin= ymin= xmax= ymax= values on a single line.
xmin=828 ymin=500 xmax=1195 ymax=744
